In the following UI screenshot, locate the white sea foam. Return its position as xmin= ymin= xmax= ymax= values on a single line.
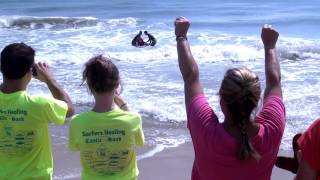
xmin=0 ymin=16 xmax=138 ymax=30
xmin=2 ymin=16 xmax=320 ymax=153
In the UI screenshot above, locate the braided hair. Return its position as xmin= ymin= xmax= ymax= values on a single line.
xmin=219 ymin=68 xmax=261 ymax=161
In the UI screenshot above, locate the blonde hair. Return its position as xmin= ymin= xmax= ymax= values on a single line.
xmin=219 ymin=67 xmax=261 ymax=161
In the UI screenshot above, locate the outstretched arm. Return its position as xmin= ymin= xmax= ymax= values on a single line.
xmin=34 ymin=62 xmax=75 ymax=117
xmin=175 ymin=17 xmax=203 ymax=103
xmin=261 ymin=24 xmax=282 ymax=99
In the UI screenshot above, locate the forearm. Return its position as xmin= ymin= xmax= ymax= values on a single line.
xmin=177 ymin=39 xmax=199 ymax=83
xmin=114 ymin=95 xmax=128 ymax=111
xmin=46 ymin=79 xmax=75 ymax=117
xmin=264 ymin=48 xmax=281 ymax=96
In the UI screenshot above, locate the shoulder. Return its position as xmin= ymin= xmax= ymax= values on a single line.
xmin=298 ymin=118 xmax=320 ymax=170
xmin=187 ymin=94 xmax=206 ymax=107
xmin=258 ymin=95 xmax=285 ymax=121
xmin=263 ymin=95 xmax=284 ymax=107
xmin=254 ymin=96 xmax=286 ymax=141
xmin=69 ymin=112 xmax=91 ymax=131
xmin=114 ymin=109 xmax=142 ymax=125
xmin=31 ymin=94 xmax=68 ymax=112
xmin=187 ymin=94 xmax=218 ymax=127
xmin=309 ymin=118 xmax=320 ymax=128
xmin=299 ymin=119 xmax=320 ymax=142
xmin=28 ymin=94 xmax=65 ymax=106
xmin=187 ymin=94 xmax=212 ymax=115
xmin=118 ymin=109 xmax=141 ymax=120
xmin=71 ymin=112 xmax=91 ymax=124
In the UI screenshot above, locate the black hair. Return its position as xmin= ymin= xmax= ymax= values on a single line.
xmin=1 ymin=43 xmax=35 ymax=79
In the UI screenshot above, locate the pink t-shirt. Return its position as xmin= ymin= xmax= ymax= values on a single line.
xmin=187 ymin=95 xmax=285 ymax=180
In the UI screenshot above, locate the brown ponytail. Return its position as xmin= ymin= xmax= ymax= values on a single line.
xmin=219 ymin=68 xmax=261 ymax=161
xmin=82 ymin=55 xmax=119 ymax=94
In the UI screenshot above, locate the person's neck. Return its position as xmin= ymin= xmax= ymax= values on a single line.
xmin=0 ymin=79 xmax=27 ymax=93
xmin=92 ymin=92 xmax=115 ymax=113
xmin=222 ymin=116 xmax=259 ymax=139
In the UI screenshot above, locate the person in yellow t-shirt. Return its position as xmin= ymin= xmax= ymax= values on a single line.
xmin=0 ymin=43 xmax=75 ymax=179
xmin=69 ymin=55 xmax=144 ymax=180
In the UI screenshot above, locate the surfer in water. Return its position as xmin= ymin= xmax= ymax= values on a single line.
xmin=144 ymin=31 xmax=157 ymax=46
xmin=131 ymin=31 xmax=145 ymax=47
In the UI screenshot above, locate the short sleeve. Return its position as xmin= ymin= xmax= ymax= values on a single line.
xmin=43 ymin=96 xmax=68 ymax=125
xmin=255 ymin=96 xmax=286 ymax=142
xmin=186 ymin=94 xmax=218 ymax=130
xmin=298 ymin=119 xmax=320 ymax=171
xmin=135 ymin=115 xmax=145 ymax=147
xmin=69 ymin=117 xmax=80 ymax=151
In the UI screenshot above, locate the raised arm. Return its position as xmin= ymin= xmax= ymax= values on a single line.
xmin=114 ymin=95 xmax=129 ymax=111
xmin=175 ymin=17 xmax=203 ymax=103
xmin=34 ymin=62 xmax=75 ymax=117
xmin=261 ymin=24 xmax=282 ymax=99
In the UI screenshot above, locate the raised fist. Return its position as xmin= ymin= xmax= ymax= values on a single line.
xmin=174 ymin=16 xmax=190 ymax=37
xmin=261 ymin=24 xmax=279 ymax=49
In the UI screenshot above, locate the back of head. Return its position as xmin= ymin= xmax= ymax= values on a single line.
xmin=219 ymin=67 xmax=261 ymax=161
xmin=0 ymin=43 xmax=35 ymax=79
xmin=144 ymin=31 xmax=148 ymax=34
xmin=82 ymin=55 xmax=119 ymax=94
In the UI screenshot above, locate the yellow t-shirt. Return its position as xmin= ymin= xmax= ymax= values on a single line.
xmin=69 ymin=108 xmax=145 ymax=180
xmin=0 ymin=91 xmax=68 ymax=180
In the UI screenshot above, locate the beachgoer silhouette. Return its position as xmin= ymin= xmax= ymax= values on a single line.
xmin=144 ymin=31 xmax=157 ymax=46
xmin=131 ymin=31 xmax=145 ymax=47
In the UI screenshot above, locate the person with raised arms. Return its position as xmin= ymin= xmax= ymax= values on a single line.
xmin=175 ymin=16 xmax=285 ymax=179
xmin=0 ymin=43 xmax=74 ymax=179
xmin=69 ymin=55 xmax=144 ymax=180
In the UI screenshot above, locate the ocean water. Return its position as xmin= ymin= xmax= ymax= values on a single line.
xmin=1 ymin=0 xmax=320 ymax=179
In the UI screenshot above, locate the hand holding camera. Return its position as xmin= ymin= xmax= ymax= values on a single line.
xmin=33 ymin=62 xmax=55 ymax=84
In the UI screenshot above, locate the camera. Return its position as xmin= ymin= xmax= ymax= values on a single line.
xmin=32 ymin=66 xmax=37 ymax=76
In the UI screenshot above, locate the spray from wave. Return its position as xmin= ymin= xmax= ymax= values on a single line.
xmin=0 ymin=16 xmax=138 ymax=30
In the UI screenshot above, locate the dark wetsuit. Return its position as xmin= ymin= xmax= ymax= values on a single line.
xmin=132 ymin=34 xmax=145 ymax=47
xmin=146 ymin=33 xmax=157 ymax=46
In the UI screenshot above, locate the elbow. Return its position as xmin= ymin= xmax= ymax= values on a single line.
xmin=183 ymin=66 xmax=199 ymax=83
xmin=66 ymin=105 xmax=75 ymax=118
xmin=267 ymin=71 xmax=281 ymax=86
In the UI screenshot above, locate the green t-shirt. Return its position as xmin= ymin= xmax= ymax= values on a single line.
xmin=0 ymin=91 xmax=68 ymax=180
xmin=69 ymin=108 xmax=145 ymax=180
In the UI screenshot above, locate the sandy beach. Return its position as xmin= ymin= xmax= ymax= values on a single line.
xmin=139 ymin=142 xmax=295 ymax=180
xmin=53 ymin=125 xmax=296 ymax=180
